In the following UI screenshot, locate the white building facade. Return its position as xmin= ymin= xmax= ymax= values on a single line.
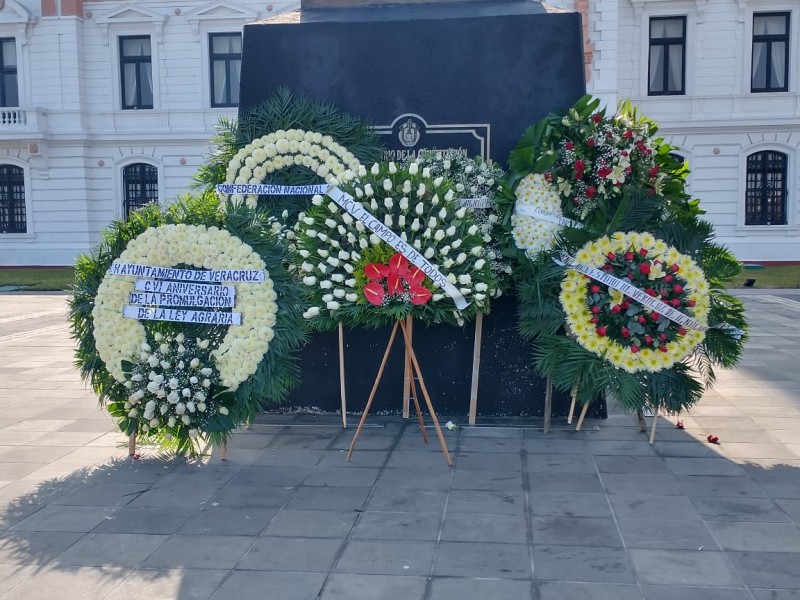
xmin=559 ymin=0 xmax=800 ymax=262
xmin=0 ymin=0 xmax=797 ymax=264
xmin=0 ymin=0 xmax=297 ymax=266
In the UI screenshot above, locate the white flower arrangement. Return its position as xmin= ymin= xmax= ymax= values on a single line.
xmin=224 ymin=129 xmax=363 ymax=209
xmin=293 ymin=162 xmax=498 ymax=327
xmin=511 ymin=173 xmax=565 ymax=258
xmin=123 ymin=333 xmax=225 ymax=438
xmin=92 ymin=224 xmax=278 ymax=390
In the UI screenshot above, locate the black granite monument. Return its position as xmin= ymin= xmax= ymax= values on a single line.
xmin=239 ymin=0 xmax=605 ymax=418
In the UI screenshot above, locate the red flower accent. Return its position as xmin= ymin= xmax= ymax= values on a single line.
xmin=624 ymin=252 xmax=634 ymax=262
xmin=640 ymin=263 xmax=651 ymax=275
xmin=687 ymin=299 xmax=696 ymax=307
xmin=670 ymin=264 xmax=680 ymax=273
xmin=596 ymin=327 xmax=607 ymax=337
xmin=707 ymin=434 xmax=720 ymax=444
xmin=388 ymin=253 xmax=409 ymax=277
xmin=647 ymin=188 xmax=657 ymax=196
xmin=409 ymin=286 xmax=432 ymax=305
xmin=606 ymin=252 xmax=616 ymax=261
xmin=677 ymin=327 xmax=687 ymax=335
xmin=587 ymin=186 xmax=597 ymax=199
xmin=611 ymin=305 xmax=622 ymax=315
xmin=673 ymin=284 xmax=684 ymax=294
xmin=671 ymin=298 xmax=682 ymax=307
xmin=644 ymin=335 xmax=653 ymax=345
xmin=621 ymin=327 xmax=630 ymax=338
xmin=630 ymin=345 xmax=640 ymax=353
xmin=590 ymin=284 xmax=601 ymax=294
xmin=649 ymin=165 xmax=660 ymax=177
xmin=660 ymin=289 xmax=668 ymax=298
xmin=364 ymin=281 xmax=386 ymax=306
xmin=590 ymin=317 xmax=600 ymax=324
xmin=591 ymin=113 xmax=603 ymax=123
xmin=623 ymin=130 xmax=633 ymax=139
xmin=651 ymin=312 xmax=660 ymax=322
xmin=659 ymin=345 xmax=668 ymax=352
xmin=591 ymin=306 xmax=601 ymax=314
xmin=639 ymin=248 xmax=648 ymax=257
xmin=565 ymin=141 xmax=574 ymax=151
xmin=587 ymin=138 xmax=596 ymax=148
xmin=664 ymin=274 xmax=674 ymax=283
xmin=638 ymin=316 xmax=648 ymax=325
xmin=659 ymin=332 xmax=667 ymax=341
xmin=676 ymin=420 xmax=684 ymax=429
xmin=544 ymin=172 xmax=554 ymax=182
xmin=387 ymin=273 xmax=403 ymax=296
xmin=364 ymin=263 xmax=390 ymax=281
xmin=407 ymin=266 xmax=425 ymax=285
xmin=645 ymin=288 xmax=656 ymax=297
xmin=597 ymin=165 xmax=612 ymax=178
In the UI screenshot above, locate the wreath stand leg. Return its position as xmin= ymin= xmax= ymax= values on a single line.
xmin=406 ymin=339 xmax=428 ymax=444
xmin=339 ymin=323 xmax=347 ymax=429
xmin=636 ymin=408 xmax=647 ymax=432
xmin=575 ymin=400 xmax=591 ymax=432
xmin=398 ymin=318 xmax=452 ymax=466
xmin=648 ymin=407 xmax=659 ymax=445
xmin=128 ymin=432 xmax=137 ymax=456
xmin=402 ymin=315 xmax=413 ymax=419
xmin=347 ymin=321 xmax=400 ymax=462
xmin=468 ymin=313 xmax=484 ymax=426
xmin=543 ymin=377 xmax=553 ymax=434
xmin=567 ymin=386 xmax=578 ymax=424
xmin=218 ymin=442 xmax=228 ymax=461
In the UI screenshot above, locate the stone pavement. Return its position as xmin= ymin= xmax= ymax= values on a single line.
xmin=1 ymin=290 xmax=800 ymax=600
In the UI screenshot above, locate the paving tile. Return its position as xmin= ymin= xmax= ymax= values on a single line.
xmin=433 ymin=541 xmax=530 ymax=577
xmin=526 ymin=453 xmax=597 ymax=473
xmin=533 ymin=545 xmax=636 ymax=583
xmin=51 ymin=482 xmax=149 ymax=506
xmin=178 ymin=507 xmax=277 ymax=536
xmin=728 ymin=551 xmax=800 ymax=589
xmin=705 ymin=521 xmax=800 ymax=552
xmin=430 ymin=578 xmax=533 ymax=600
xmin=128 ymin=484 xmax=221 ymax=508
xmin=529 ymin=472 xmax=604 ymax=494
xmin=440 ymin=512 xmax=526 ymax=543
xmin=608 ymin=493 xmax=702 ymax=520
xmin=267 ymin=434 xmax=336 ymax=451
xmin=105 ymin=568 xmax=229 ymax=600
xmin=331 ymin=432 xmax=398 ymax=451
xmin=384 ymin=450 xmax=451 ymax=469
xmin=0 ymin=530 xmax=83 ymax=564
xmin=665 ymin=457 xmax=746 ymax=476
xmin=0 ymin=446 xmax=75 ymax=463
xmin=529 ymin=492 xmax=611 ymax=518
xmin=629 ymin=549 xmax=739 ymax=586
xmin=750 ymin=590 xmax=800 ymax=599
xmin=602 ymin=474 xmax=682 ymax=496
xmin=237 ymin=536 xmax=342 ymax=571
xmin=531 ymin=516 xmax=622 ymax=547
xmin=455 ymin=451 xmax=523 ymax=471
xmin=352 ymin=511 xmax=440 ymax=541
xmin=93 ymin=506 xmax=193 ymax=534
xmin=319 ymin=574 xmax=427 ymax=600
xmin=317 ymin=450 xmax=388 ymax=468
xmin=450 ymin=468 xmax=522 ymax=491
xmin=366 ymin=488 xmax=447 ymax=513
xmin=142 ymin=534 xmax=255 ymax=569
xmin=676 ymin=475 xmax=766 ymax=498
xmin=265 ymin=509 xmax=358 ymax=538
xmin=458 ymin=436 xmax=523 ymax=453
xmin=0 ymin=563 xmax=38 ymax=596
xmin=302 ymin=467 xmax=380 ymax=487
xmin=0 ymin=462 xmax=50 ymax=481
xmin=1 ymin=565 xmax=131 ymax=600
xmin=617 ymin=518 xmax=718 ymax=550
xmin=447 ymin=490 xmax=525 ymax=515
xmin=211 ymin=570 xmax=326 ymax=600
xmin=10 ymin=504 xmax=117 ymax=532
xmin=691 ymin=496 xmax=790 ymax=522
xmin=334 ymin=539 xmax=435 ymax=575
xmin=372 ymin=467 xmax=451 ymax=491
xmin=287 ymin=486 xmax=371 ymax=511
xmin=653 ymin=442 xmax=724 ymax=458
xmin=589 ymin=441 xmax=660 ymax=456
xmin=775 ymin=498 xmax=800 ymax=522
xmin=524 ymin=438 xmax=590 ymax=454
xmin=212 ymin=484 xmax=295 ymax=509
xmin=251 ymin=449 xmax=327 ymax=467
xmin=538 ymin=581 xmax=643 ymax=600
xmin=594 ymin=456 xmax=671 ymax=474
xmin=229 ymin=466 xmax=314 ymax=487
xmin=53 ymin=532 xmax=167 ymax=567
xmin=642 ymin=586 xmax=752 ymax=600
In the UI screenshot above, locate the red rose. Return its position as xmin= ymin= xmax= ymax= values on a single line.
xmin=671 ymin=264 xmax=680 ymax=273
xmin=624 ymin=252 xmax=634 ymax=261
xmin=660 ymin=289 xmax=668 ymax=297
xmin=597 ymin=165 xmax=612 ymax=178
xmin=611 ymin=305 xmax=622 ymax=314
xmin=671 ymin=298 xmax=682 ymax=307
xmin=606 ymin=252 xmax=616 ymax=261
xmin=591 ymin=113 xmax=603 ymax=123
xmin=590 ymin=285 xmax=601 ymax=294
xmin=639 ymin=248 xmax=648 ymax=257
xmin=639 ymin=263 xmax=651 ymax=275
xmin=590 ymin=317 xmax=600 ymax=324
xmin=659 ymin=333 xmax=667 ymax=341
xmin=544 ymin=172 xmax=553 ymax=182
xmin=591 ymin=306 xmax=601 ymax=314
xmin=678 ymin=327 xmax=687 ymax=335
xmin=646 ymin=288 xmax=657 ymax=297
xmin=659 ymin=345 xmax=669 ymax=353
xmin=673 ymin=284 xmax=683 ymax=293
xmin=664 ymin=275 xmax=673 ymax=283
xmin=621 ymin=327 xmax=630 ymax=338
xmin=648 ymin=188 xmax=657 ymax=196
xmin=651 ymin=312 xmax=660 ymax=321
xmin=687 ymin=299 xmax=696 ymax=307
xmin=621 ymin=301 xmax=629 ymax=309
xmin=603 ymin=264 xmax=615 ymax=271
xmin=587 ymin=186 xmax=597 ymax=199
xmin=587 ymin=138 xmax=596 ymax=148
xmin=623 ymin=130 xmax=633 ymax=139
xmin=638 ymin=316 xmax=648 ymax=325
xmin=631 ymin=345 xmax=640 ymax=353
xmin=626 ymin=273 xmax=634 ymax=280
xmin=596 ymin=327 xmax=607 ymax=337
xmin=649 ymin=165 xmax=660 ymax=177
xmin=626 ymin=166 xmax=633 ymax=174
xmin=621 ymin=150 xmax=629 ymax=157
xmin=575 ymin=159 xmax=585 ymax=170
xmin=565 ymin=141 xmax=574 ymax=150
xmin=644 ymin=335 xmax=653 ymax=345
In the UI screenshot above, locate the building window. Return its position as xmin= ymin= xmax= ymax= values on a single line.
xmin=0 ymin=164 xmax=26 ymax=233
xmin=752 ymin=12 xmax=790 ymax=93
xmin=745 ymin=151 xmax=788 ymax=225
xmin=123 ymin=163 xmax=158 ymax=218
xmin=209 ymin=33 xmax=242 ymax=107
xmin=120 ymin=36 xmax=153 ymax=109
xmin=0 ymin=39 xmax=18 ymax=107
xmin=648 ymin=17 xmax=686 ymax=95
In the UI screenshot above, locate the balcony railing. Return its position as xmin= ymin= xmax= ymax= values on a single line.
xmin=0 ymin=108 xmax=27 ymax=127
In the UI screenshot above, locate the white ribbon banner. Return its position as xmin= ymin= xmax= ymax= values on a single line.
xmin=514 ymin=205 xmax=583 ymax=229
xmin=216 ymin=183 xmax=328 ymax=196
xmin=555 ymin=251 xmax=744 ymax=339
xmin=458 ymin=197 xmax=493 ymax=209
xmin=134 ymin=279 xmax=235 ymax=299
xmin=109 ymin=262 xmax=264 ymax=283
xmin=129 ymin=291 xmax=236 ymax=309
xmin=325 ymin=186 xmax=469 ymax=310
xmin=122 ymin=305 xmax=241 ymax=325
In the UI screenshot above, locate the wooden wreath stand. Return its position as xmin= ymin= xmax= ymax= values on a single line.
xmin=347 ymin=318 xmax=453 ymax=466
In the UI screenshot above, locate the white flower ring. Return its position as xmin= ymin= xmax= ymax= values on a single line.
xmin=512 ymin=174 xmax=566 ymax=257
xmin=92 ymin=224 xmax=278 ymax=390
xmin=559 ymin=231 xmax=710 ymax=373
xmin=224 ymin=129 xmax=364 ymax=209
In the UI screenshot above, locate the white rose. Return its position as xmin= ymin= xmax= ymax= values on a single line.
xmin=219 ymin=407 xmax=229 ymax=416
xmin=326 ymin=301 xmax=341 ymax=311
xmin=182 ymin=388 xmax=191 ymax=398
xmin=182 ymin=415 xmax=191 ymax=425
xmin=190 ymin=358 xmax=200 ymax=368
xmin=409 ymin=162 xmax=419 ymax=175
xmin=303 ymin=307 xmax=321 ymax=319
